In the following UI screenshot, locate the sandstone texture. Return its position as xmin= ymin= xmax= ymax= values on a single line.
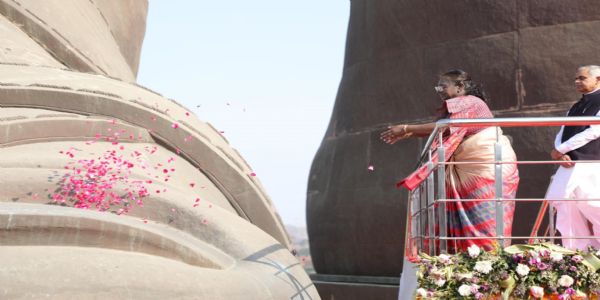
xmin=0 ymin=1 xmax=318 ymax=298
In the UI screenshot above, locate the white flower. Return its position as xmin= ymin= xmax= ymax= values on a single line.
xmin=434 ymin=278 xmax=446 ymax=287
xmin=576 ymin=290 xmax=587 ymax=297
xmin=416 ymin=288 xmax=428 ymax=297
xmin=529 ymin=286 xmax=544 ymax=298
xmin=529 ymin=250 xmax=540 ymax=258
xmin=516 ymin=263 xmax=530 ymax=277
xmin=438 ymin=254 xmax=451 ymax=264
xmin=470 ymin=284 xmax=480 ymax=294
xmin=458 ymin=284 xmax=472 ymax=296
xmin=467 ymin=244 xmax=481 ymax=258
xmin=550 ymin=252 xmax=563 ymax=262
xmin=474 ymin=260 xmax=493 ymax=274
xmin=558 ymin=275 xmax=574 ymax=287
xmin=431 ymin=268 xmax=446 ymax=287
xmin=596 ymin=250 xmax=600 ymax=257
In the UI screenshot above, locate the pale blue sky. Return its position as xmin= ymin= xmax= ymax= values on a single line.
xmin=138 ymin=1 xmax=350 ymax=226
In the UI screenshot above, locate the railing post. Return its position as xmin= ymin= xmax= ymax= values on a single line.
xmin=494 ymin=127 xmax=504 ymax=246
xmin=548 ymin=205 xmax=555 ymax=242
xmin=436 ymin=131 xmax=447 ymax=253
xmin=427 ymin=150 xmax=436 ymax=255
xmin=418 ymin=183 xmax=425 ymax=251
xmin=409 ymin=188 xmax=419 ymax=256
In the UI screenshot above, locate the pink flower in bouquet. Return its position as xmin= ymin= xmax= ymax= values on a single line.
xmin=571 ymin=255 xmax=583 ymax=263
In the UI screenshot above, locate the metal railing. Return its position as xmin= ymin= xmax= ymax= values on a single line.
xmin=405 ymin=116 xmax=600 ymax=258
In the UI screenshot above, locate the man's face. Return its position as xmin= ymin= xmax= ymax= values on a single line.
xmin=574 ymin=68 xmax=600 ymax=93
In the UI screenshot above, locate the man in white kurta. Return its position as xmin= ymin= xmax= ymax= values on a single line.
xmin=547 ymin=65 xmax=600 ymax=250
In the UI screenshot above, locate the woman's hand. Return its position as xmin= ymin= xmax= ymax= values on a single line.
xmin=380 ymin=124 xmax=413 ymax=144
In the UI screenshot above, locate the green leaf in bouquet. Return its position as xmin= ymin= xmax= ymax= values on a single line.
xmin=582 ymin=252 xmax=600 ymax=272
xmin=500 ymin=275 xmax=516 ymax=300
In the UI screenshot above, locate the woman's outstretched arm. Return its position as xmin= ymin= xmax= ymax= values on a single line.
xmin=380 ymin=122 xmax=437 ymax=144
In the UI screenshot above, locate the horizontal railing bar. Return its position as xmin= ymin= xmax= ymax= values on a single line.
xmin=409 ymin=236 xmax=600 ymax=240
xmin=411 ymin=160 xmax=600 ymax=184
xmin=437 ymin=236 xmax=600 ymax=240
xmin=432 ymin=198 xmax=600 ymax=202
xmin=419 ymin=117 xmax=600 ymax=163
xmin=439 ymin=160 xmax=600 ymax=165
xmin=437 ymin=116 xmax=600 ymax=128
xmin=412 ymin=197 xmax=593 ymax=212
xmin=411 ymin=197 xmax=595 ymax=212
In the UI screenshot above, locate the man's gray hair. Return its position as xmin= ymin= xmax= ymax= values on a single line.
xmin=579 ymin=65 xmax=600 ymax=78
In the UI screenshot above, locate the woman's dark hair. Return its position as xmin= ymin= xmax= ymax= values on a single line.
xmin=441 ymin=69 xmax=489 ymax=102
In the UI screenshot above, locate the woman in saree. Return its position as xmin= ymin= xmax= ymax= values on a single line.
xmin=381 ymin=69 xmax=519 ymax=253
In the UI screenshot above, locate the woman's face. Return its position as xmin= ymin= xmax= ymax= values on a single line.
xmin=435 ymin=77 xmax=464 ymax=100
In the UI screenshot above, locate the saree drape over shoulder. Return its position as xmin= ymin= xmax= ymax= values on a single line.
xmin=398 ymin=96 xmax=519 ymax=253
